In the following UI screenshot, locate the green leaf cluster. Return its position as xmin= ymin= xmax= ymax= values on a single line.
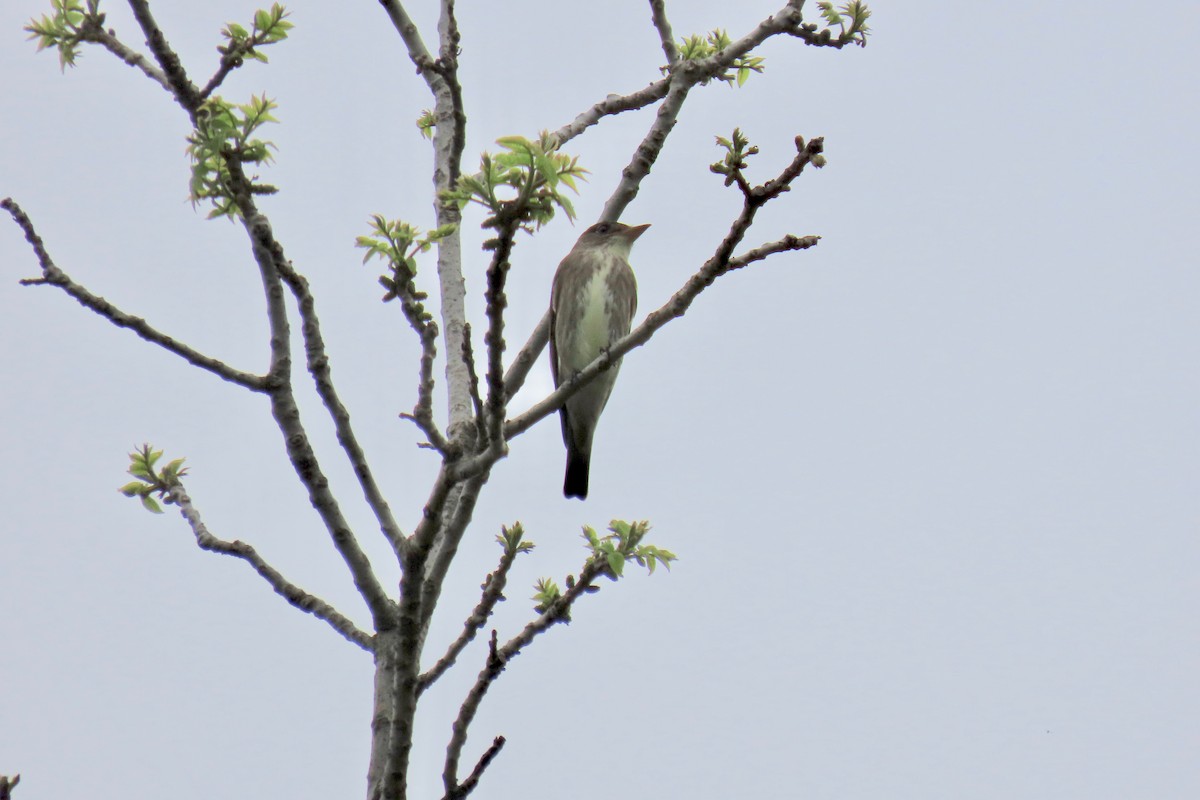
xmin=445 ymin=133 xmax=587 ymax=233
xmin=709 ymin=128 xmax=760 ymax=186
xmin=583 ymin=520 xmax=677 ymax=580
xmin=118 ymin=444 xmax=188 ymax=514
xmin=817 ymin=1 xmax=872 ymax=47
xmin=531 ymin=577 xmax=561 ymax=614
xmin=219 ymin=3 xmax=293 ymax=65
xmin=496 ymin=523 xmax=535 ymax=557
xmin=415 ymin=109 xmax=436 ymax=140
xmin=25 ymin=0 xmax=101 ymax=70
xmin=185 ymin=94 xmax=279 ymax=219
xmin=670 ymin=28 xmax=765 ymax=87
xmin=355 ymin=215 xmax=455 ymax=304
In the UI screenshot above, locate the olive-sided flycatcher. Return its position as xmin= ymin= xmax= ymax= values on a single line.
xmin=550 ymin=221 xmax=650 ymax=499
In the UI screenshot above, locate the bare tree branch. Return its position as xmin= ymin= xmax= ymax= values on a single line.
xmin=2 ymin=198 xmax=266 ymax=391
xmin=551 ymin=1 xmax=812 ymax=148
xmin=125 ymin=0 xmax=201 ymax=117
xmin=164 ymin=482 xmax=374 ymax=651
xmin=648 ymin=0 xmax=680 ymax=66
xmin=445 ymin=736 xmax=505 ymax=800
xmin=376 ymin=0 xmax=437 ymax=73
xmin=271 ymin=252 xmax=412 ymax=560
xmin=405 ymin=313 xmax=450 ymax=456
xmin=76 ymin=18 xmax=171 ymax=92
xmin=727 ymin=233 xmax=821 ymax=271
xmin=381 ymin=531 xmax=432 ymax=800
xmin=600 ymin=77 xmax=692 ymax=223
xmin=377 ymin=0 xmax=473 ymax=436
xmin=550 ymin=80 xmax=671 ymax=148
xmin=415 ymin=472 xmax=492 ymax=653
xmin=214 ymin=162 xmax=397 ymax=633
xmin=416 ymin=473 xmax=488 ymax=633
xmin=436 ymin=0 xmax=467 ymax=181
xmin=442 ymin=560 xmax=608 ymax=793
xmin=417 ymin=532 xmax=524 ymax=695
xmin=460 ymin=323 xmax=486 ymax=443
xmin=0 ymin=774 xmax=19 ymax=800
xmin=482 ymin=224 xmax=520 ymax=448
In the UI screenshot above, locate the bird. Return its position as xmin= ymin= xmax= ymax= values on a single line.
xmin=550 ymin=220 xmax=650 ymax=499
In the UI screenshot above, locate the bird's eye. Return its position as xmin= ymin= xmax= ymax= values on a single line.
xmin=593 ymin=222 xmax=610 ymax=234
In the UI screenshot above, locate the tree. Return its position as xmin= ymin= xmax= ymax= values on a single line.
xmin=3 ymin=1 xmax=869 ymax=798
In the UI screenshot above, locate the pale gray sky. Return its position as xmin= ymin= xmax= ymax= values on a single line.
xmin=2 ymin=2 xmax=1197 ymax=798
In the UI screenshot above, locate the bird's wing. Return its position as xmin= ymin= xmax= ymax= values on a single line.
xmin=549 ymin=268 xmax=572 ymax=448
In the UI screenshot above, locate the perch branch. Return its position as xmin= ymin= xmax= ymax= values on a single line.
xmin=506 ymin=137 xmax=825 ymax=440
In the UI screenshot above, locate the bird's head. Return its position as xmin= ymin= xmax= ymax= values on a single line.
xmin=575 ymin=221 xmax=651 ymax=259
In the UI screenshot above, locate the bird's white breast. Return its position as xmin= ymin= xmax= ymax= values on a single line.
xmin=571 ymin=259 xmax=619 ymax=370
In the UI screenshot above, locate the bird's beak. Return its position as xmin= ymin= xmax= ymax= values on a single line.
xmin=623 ymin=223 xmax=651 ymax=242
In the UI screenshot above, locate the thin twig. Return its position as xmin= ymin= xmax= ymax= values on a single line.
xmin=198 ymin=18 xmax=291 ymax=102
xmin=417 ymin=536 xmax=524 ymax=694
xmin=442 ymin=561 xmax=607 ymax=793
xmin=164 ymin=482 xmax=374 ymax=651
xmin=549 ymin=80 xmax=671 ymax=148
xmin=727 ymin=234 xmax=821 ymax=271
xmin=447 ymin=736 xmax=505 ymax=800
xmin=2 ymin=198 xmax=266 ymax=391
xmin=77 ymin=18 xmax=171 ymax=91
xmin=550 ymin=1 xmax=811 ymax=148
xmin=461 ymin=323 xmax=486 ymax=444
xmin=401 ymin=285 xmax=449 ymax=457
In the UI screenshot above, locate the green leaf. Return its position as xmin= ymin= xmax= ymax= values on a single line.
xmin=141 ymin=495 xmax=164 ymax=514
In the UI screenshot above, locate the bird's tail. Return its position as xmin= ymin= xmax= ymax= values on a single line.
xmin=563 ymin=446 xmax=590 ymax=500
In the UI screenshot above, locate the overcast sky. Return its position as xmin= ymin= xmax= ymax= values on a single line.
xmin=2 ymin=1 xmax=1197 ymax=798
